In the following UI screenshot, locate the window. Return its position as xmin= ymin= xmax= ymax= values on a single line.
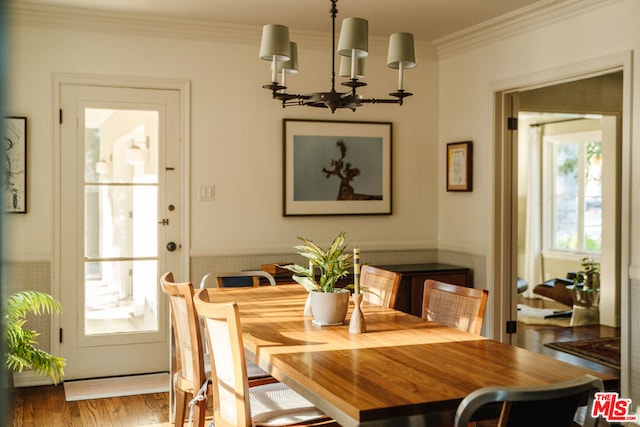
xmin=543 ymin=124 xmax=602 ymax=254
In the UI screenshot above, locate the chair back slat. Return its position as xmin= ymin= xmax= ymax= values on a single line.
xmin=170 ymin=296 xmax=195 ymax=378
xmin=195 ymin=290 xmax=252 ymax=427
xmin=422 ymin=279 xmax=489 ymax=335
xmin=360 ymin=265 xmax=402 ymax=308
xmin=160 ymin=272 xmax=207 ymax=388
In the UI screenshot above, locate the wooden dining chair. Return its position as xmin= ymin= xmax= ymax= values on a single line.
xmin=454 ymin=374 xmax=604 ymax=427
xmin=198 ymin=271 xmax=273 ymax=381
xmin=421 ymin=279 xmax=489 ymax=335
xmin=215 ymin=270 xmax=277 ymax=287
xmin=360 ymin=265 xmax=402 ymax=308
xmin=160 ymin=272 xmax=210 ymax=427
xmin=194 ymin=289 xmax=337 ymax=427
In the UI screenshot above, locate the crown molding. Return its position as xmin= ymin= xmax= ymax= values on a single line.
xmin=8 ymin=2 xmax=262 ymax=43
xmin=8 ymin=2 xmax=436 ymax=58
xmin=433 ymin=0 xmax=621 ymax=58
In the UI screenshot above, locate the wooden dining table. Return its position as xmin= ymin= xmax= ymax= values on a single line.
xmin=201 ymin=284 xmax=617 ymax=427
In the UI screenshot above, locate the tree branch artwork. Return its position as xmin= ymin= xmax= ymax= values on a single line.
xmin=4 ymin=117 xmax=27 ymax=213
xmin=322 ymin=140 xmax=382 ymax=201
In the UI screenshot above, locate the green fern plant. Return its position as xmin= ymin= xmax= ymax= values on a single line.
xmin=5 ymin=291 xmax=66 ymax=384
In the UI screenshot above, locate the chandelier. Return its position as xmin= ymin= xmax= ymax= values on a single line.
xmin=259 ymin=0 xmax=416 ymax=113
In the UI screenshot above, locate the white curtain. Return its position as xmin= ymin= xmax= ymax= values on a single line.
xmin=523 ymin=125 xmax=543 ymax=296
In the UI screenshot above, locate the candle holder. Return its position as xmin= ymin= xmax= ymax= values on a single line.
xmin=349 ymin=293 xmax=366 ymax=333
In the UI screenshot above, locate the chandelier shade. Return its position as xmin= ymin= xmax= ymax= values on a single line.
xmin=337 ymin=17 xmax=369 ymax=57
xmin=259 ymin=24 xmax=290 ymax=61
xmin=387 ymin=32 xmax=417 ymax=69
xmin=260 ymin=0 xmax=416 ymax=112
xmin=277 ymin=42 xmax=299 ymax=74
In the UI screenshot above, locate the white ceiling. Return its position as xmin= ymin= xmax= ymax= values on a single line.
xmin=12 ymin=0 xmax=545 ymax=41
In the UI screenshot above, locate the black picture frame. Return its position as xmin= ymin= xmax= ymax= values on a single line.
xmin=4 ymin=116 xmax=27 ymax=213
xmin=446 ymin=141 xmax=473 ymax=192
xmin=283 ymin=119 xmax=392 ymax=216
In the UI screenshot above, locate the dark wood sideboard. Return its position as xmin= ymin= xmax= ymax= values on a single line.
xmin=374 ymin=263 xmax=473 ymax=316
xmin=263 ymin=262 xmax=472 ymax=317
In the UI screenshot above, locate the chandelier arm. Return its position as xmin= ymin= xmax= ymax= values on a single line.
xmin=361 ymin=99 xmax=400 ymax=104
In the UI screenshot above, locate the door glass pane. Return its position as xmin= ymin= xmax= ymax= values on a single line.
xmin=553 ymin=143 xmax=578 ymax=250
xmin=84 ymin=185 xmax=158 ymax=259
xmin=584 ymin=141 xmax=602 ymax=252
xmin=85 ymin=110 xmax=159 ymax=185
xmin=85 ymin=260 xmax=158 ymax=335
xmin=84 ymin=108 xmax=159 ymax=337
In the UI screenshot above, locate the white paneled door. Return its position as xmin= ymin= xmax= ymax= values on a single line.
xmin=58 ymin=84 xmax=182 ymax=379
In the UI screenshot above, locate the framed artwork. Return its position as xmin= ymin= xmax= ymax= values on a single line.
xmin=4 ymin=117 xmax=27 ymax=213
xmin=283 ymin=119 xmax=392 ymax=216
xmin=446 ymin=141 xmax=473 ymax=192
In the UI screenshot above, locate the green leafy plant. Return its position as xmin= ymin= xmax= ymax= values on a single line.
xmin=281 ymin=232 xmax=352 ymax=293
xmin=580 ymin=256 xmax=600 ymax=275
xmin=5 ymin=291 xmax=66 ymax=384
xmin=574 ymin=257 xmax=600 ymax=290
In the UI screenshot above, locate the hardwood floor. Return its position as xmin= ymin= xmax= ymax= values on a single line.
xmin=8 ymin=298 xmax=621 ymax=426
xmin=8 ymin=385 xmax=174 ymax=426
xmin=516 ymin=296 xmax=621 ymax=380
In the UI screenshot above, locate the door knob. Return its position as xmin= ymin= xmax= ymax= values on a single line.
xmin=167 ymin=242 xmax=178 ymax=252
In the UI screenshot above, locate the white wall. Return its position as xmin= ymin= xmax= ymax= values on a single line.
xmin=4 ymin=5 xmax=439 ymax=261
xmin=437 ymin=0 xmax=639 ymax=405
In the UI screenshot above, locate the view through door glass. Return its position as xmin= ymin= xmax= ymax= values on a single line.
xmin=84 ymin=109 xmax=159 ymax=336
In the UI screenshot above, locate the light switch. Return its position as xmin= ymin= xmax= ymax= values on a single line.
xmin=199 ymin=185 xmax=215 ymax=201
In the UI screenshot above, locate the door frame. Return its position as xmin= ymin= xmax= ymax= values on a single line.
xmin=51 ymin=73 xmax=191 ymax=367
xmin=491 ymin=51 xmax=633 ymax=396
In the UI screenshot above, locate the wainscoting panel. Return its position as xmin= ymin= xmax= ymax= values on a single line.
xmin=3 ymin=261 xmax=52 ymax=353
xmin=438 ymin=250 xmax=485 ymax=289
xmin=190 ymin=249 xmax=442 ymax=286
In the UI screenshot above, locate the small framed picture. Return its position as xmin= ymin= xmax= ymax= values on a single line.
xmin=4 ymin=116 xmax=27 ymax=213
xmin=446 ymin=141 xmax=472 ymax=192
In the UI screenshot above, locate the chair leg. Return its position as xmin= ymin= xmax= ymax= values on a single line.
xmin=174 ymin=389 xmax=187 ymax=426
xmin=192 ymin=399 xmax=208 ymax=427
xmin=171 ymin=372 xmax=178 ymax=424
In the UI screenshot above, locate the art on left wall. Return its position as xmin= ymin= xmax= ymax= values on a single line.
xmin=4 ymin=116 xmax=27 ymax=213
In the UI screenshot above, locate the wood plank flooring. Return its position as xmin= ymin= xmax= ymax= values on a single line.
xmin=516 ymin=296 xmax=621 ymax=380
xmin=8 ymin=298 xmax=621 ymax=426
xmin=9 ymin=384 xmax=174 ymax=426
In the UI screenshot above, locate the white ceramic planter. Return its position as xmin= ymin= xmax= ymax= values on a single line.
xmin=309 ymin=290 xmax=350 ymax=326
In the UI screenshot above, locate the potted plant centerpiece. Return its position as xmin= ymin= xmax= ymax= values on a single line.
xmin=282 ymin=232 xmax=353 ymax=325
xmin=4 ymin=291 xmax=66 ymax=385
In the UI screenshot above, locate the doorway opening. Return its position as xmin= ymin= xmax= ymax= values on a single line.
xmin=514 ymin=109 xmax=621 ymax=379
xmin=493 ymin=60 xmax=631 ymax=394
